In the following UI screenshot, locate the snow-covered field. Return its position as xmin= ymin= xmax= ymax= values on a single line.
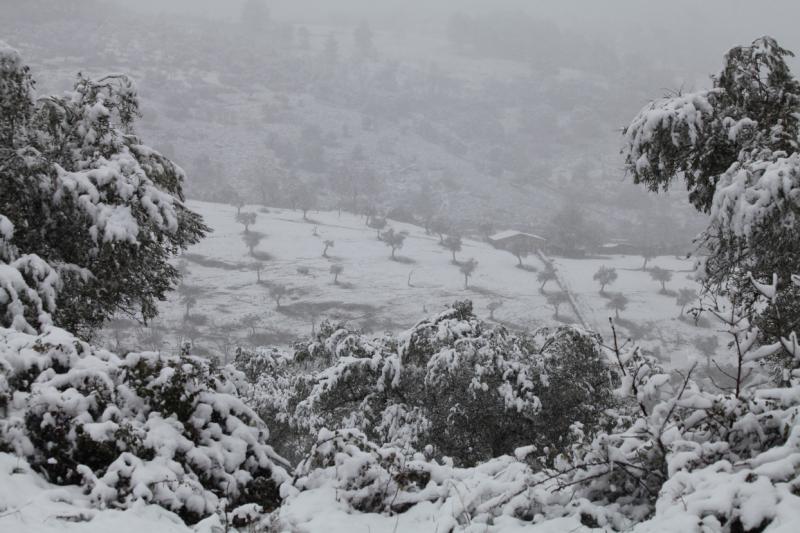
xmin=130 ymin=200 xmax=721 ymax=368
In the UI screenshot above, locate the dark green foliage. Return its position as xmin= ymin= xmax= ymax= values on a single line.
xmin=624 ymin=37 xmax=800 ymax=213
xmin=623 ymin=36 xmax=800 ymax=352
xmin=0 ymin=48 xmax=209 ymax=338
xmin=241 ymin=301 xmax=616 ymax=467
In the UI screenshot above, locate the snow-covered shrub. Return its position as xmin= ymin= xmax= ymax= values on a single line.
xmin=270 ymin=316 xmax=800 ymax=531
xmin=0 ymin=326 xmax=288 ymax=524
xmin=242 ymin=301 xmax=616 ymax=467
xmin=290 ymin=428 xmax=436 ymax=514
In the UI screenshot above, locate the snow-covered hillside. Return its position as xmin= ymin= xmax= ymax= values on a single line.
xmin=124 ymin=200 xmax=721 ymax=368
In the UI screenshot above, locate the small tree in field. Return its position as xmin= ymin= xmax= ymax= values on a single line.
xmin=649 ymin=266 xmax=672 ymax=293
xmin=593 ymin=265 xmax=618 ymax=294
xmin=538 ymin=264 xmax=557 ymax=292
xmin=241 ymin=313 xmax=261 ymax=337
xmin=607 ymin=293 xmax=628 ymax=319
xmin=242 ymin=231 xmax=263 ymax=256
xmin=676 ymin=287 xmax=698 ymax=316
xmin=381 ymin=228 xmax=407 ymax=259
xmin=269 ymin=284 xmax=289 ymax=309
xmin=322 ymin=239 xmax=334 ymax=257
xmin=330 ymin=264 xmax=343 ymax=284
xmin=640 ymin=247 xmax=655 ymax=271
xmin=292 ymin=182 xmax=317 ymax=220
xmin=508 ymin=239 xmax=532 ymax=267
xmin=178 ymin=284 xmax=203 ymax=319
xmin=252 ymin=261 xmax=265 ymax=282
xmin=430 ymin=217 xmax=449 ymax=243
xmin=547 ymin=291 xmax=569 ymax=319
xmin=459 ymin=258 xmax=478 ymax=289
xmin=443 ymin=234 xmax=462 ymax=262
xmin=369 ymin=216 xmax=387 ymax=238
xmin=236 ymin=211 xmax=257 ymax=233
xmin=487 ymin=299 xmax=503 ymax=320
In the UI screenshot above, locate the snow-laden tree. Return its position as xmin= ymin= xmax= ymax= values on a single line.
xmin=623 ymin=36 xmax=799 ymax=212
xmin=623 ymin=36 xmax=800 ymax=347
xmin=0 ymin=43 xmax=208 ymax=337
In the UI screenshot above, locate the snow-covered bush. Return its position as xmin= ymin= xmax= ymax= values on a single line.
xmin=240 ymin=301 xmax=616 ymax=467
xmin=0 ymin=325 xmax=288 ymax=524
xmin=290 ymin=428 xmax=436 ymax=514
xmin=267 ymin=304 xmax=800 ymax=531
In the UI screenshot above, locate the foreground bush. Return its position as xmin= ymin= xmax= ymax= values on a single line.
xmin=0 ymin=326 xmax=288 ymax=524
xmin=239 ymin=300 xmax=617 ymax=467
xmin=265 ymin=317 xmax=800 ymax=532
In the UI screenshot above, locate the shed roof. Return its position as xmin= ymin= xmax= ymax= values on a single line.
xmin=488 ymin=230 xmax=546 ymax=242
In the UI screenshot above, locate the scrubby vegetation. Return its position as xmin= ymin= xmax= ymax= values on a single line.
xmin=1 ymin=25 xmax=800 ymax=533
xmin=236 ymin=301 xmax=616 ymax=467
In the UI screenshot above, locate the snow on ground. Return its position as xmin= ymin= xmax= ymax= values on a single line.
xmin=553 ymin=254 xmax=718 ymax=367
xmin=0 ymin=453 xmax=218 ymax=533
xmin=129 ymin=200 xmax=722 ymax=368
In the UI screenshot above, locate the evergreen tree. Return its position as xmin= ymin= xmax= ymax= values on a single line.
xmin=623 ymin=37 xmax=800 ymax=345
xmin=0 ymin=44 xmax=208 ymax=337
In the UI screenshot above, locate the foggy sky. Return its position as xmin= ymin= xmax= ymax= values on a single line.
xmin=103 ymin=0 xmax=800 ymax=77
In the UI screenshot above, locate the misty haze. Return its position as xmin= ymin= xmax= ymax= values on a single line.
xmin=1 ymin=1 xmax=800 ymax=531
